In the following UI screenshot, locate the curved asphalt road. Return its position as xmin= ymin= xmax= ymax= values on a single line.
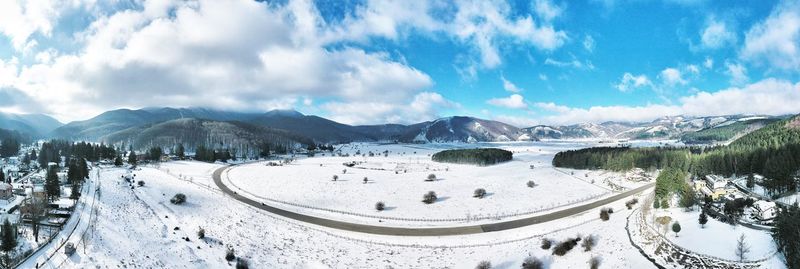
xmin=213 ymin=166 xmax=654 ymax=236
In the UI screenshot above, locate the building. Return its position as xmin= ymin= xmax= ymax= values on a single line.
xmin=752 ymin=200 xmax=778 ymax=222
xmin=697 ymin=175 xmax=729 ymax=200
xmin=0 ymin=183 xmax=13 ymax=202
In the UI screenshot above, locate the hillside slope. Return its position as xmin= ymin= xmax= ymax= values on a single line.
xmin=101 ymin=118 xmax=314 ymax=152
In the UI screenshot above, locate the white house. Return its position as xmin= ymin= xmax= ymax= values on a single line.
xmin=752 ymin=200 xmax=778 ymax=222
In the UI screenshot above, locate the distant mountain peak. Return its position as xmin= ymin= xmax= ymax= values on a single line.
xmin=264 ymin=109 xmax=304 ymax=118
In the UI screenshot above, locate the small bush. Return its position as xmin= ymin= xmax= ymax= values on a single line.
xmin=541 ymin=238 xmax=553 ymax=250
xmin=475 ymin=260 xmax=492 ymax=269
xmin=553 ymin=237 xmax=581 ymax=256
xmin=197 ymin=227 xmax=205 ymax=239
xmin=422 ymin=191 xmax=438 ymax=204
xmin=170 ymin=193 xmax=187 ymax=205
xmin=137 ymin=181 xmax=145 ymax=187
xmin=363 ymin=177 xmax=368 ymax=184
xmin=473 ymin=188 xmax=487 ymax=198
xmin=589 ymin=256 xmax=601 ymax=269
xmin=625 ymin=198 xmax=639 ymax=210
xmin=582 ymin=235 xmax=597 ymax=251
xmin=599 ymin=208 xmax=613 ymax=221
xmin=225 ymin=247 xmax=235 ymax=261
xmin=236 ymin=258 xmax=249 ymax=269
xmin=426 ymin=174 xmax=437 ymax=181
xmin=527 ymin=181 xmax=536 ymax=188
xmin=332 ymin=175 xmax=338 ymax=181
xmin=375 ymin=201 xmax=385 ymax=211
xmin=521 ymin=256 xmax=544 ymax=269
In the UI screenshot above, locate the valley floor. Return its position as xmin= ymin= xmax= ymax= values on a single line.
xmin=44 ymin=141 xmax=785 ymax=269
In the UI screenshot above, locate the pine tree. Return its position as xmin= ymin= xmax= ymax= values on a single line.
xmin=699 ymin=211 xmax=708 ymax=228
xmin=176 ymin=143 xmax=185 ymax=160
xmin=0 ymin=170 xmax=5 ymax=184
xmin=672 ymin=222 xmax=681 ymax=237
xmin=773 ymin=203 xmax=800 ymax=269
xmin=0 ymin=218 xmax=16 ymax=252
xmin=114 ymin=155 xmax=123 ymax=166
xmin=67 ymin=161 xmax=78 ymax=184
xmin=79 ymin=158 xmax=89 ymax=181
xmin=70 ymin=182 xmax=80 ymax=200
xmin=128 ymin=151 xmax=138 ymax=165
xmin=44 ymin=166 xmax=60 ymax=201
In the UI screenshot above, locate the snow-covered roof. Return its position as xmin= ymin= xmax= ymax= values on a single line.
xmin=753 ymin=200 xmax=776 ymax=211
xmin=0 ymin=183 xmax=11 ymax=191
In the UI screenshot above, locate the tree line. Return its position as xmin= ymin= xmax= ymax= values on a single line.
xmin=553 ymin=117 xmax=800 ymax=194
xmin=36 ymin=140 xmax=118 ymax=168
xmin=431 ymin=148 xmax=513 ymax=166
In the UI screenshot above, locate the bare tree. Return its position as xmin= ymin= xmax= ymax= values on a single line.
xmin=736 ymin=234 xmax=750 ymax=262
xmin=27 ymin=196 xmax=48 ymax=243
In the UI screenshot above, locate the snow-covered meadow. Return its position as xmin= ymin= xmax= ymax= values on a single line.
xmin=52 ymin=141 xmax=786 ymax=268
xmin=223 ymin=142 xmax=649 ymax=226
xmin=63 ymin=160 xmax=658 ymax=269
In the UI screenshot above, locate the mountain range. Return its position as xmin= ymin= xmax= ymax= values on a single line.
xmin=0 ymin=107 xmax=789 ymax=150
xmin=0 ymin=112 xmax=63 ymax=137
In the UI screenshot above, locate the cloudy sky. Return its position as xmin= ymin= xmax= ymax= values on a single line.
xmin=0 ymin=0 xmax=799 ymax=126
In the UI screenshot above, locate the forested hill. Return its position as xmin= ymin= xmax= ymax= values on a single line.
xmin=728 ymin=116 xmax=800 ymax=149
xmin=553 ymin=114 xmax=800 ymax=194
xmin=680 ymin=118 xmax=779 ymax=144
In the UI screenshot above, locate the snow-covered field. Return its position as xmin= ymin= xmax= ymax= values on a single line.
xmin=647 ymin=208 xmax=778 ymax=261
xmin=48 ymin=141 xmax=786 ymax=268
xmin=224 ymin=142 xmax=647 ymax=226
xmin=63 ymin=161 xmax=657 ymax=269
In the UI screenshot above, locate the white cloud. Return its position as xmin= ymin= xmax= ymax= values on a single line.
xmin=703 ymin=57 xmax=714 ymax=69
xmin=686 ymin=64 xmax=700 ymax=74
xmin=538 ymin=73 xmax=548 ymax=81
xmin=0 ymin=58 xmax=18 ymax=87
xmin=332 ymin=0 xmax=568 ymax=69
xmin=451 ymin=0 xmax=568 ymax=68
xmin=680 ymin=78 xmax=800 ymax=116
xmin=544 ymin=58 xmax=594 ymax=70
xmin=533 ymin=0 xmax=563 ymax=22
xmin=538 ymin=104 xmax=681 ymax=125
xmin=536 ymin=78 xmax=800 ymax=125
xmin=487 ymin=94 xmax=527 ymax=109
xmin=741 ymin=0 xmax=800 ymax=72
xmin=501 ymin=76 xmax=522 ymax=93
xmin=583 ymin=34 xmax=595 ymax=52
xmin=700 ymin=17 xmax=736 ymax=49
xmin=725 ymin=61 xmax=749 ymax=86
xmin=0 ymin=1 xmax=66 ymax=51
xmin=659 ymin=67 xmax=687 ymax=86
xmin=3 ymin=0 xmax=445 ymax=123
xmin=491 ymin=114 xmax=538 ymax=128
xmin=614 ymin=73 xmax=651 ymax=92
xmin=322 ymin=92 xmax=458 ymax=125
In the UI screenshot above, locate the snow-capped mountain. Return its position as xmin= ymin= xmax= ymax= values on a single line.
xmin=399 ymin=116 xmax=533 ymax=143
xmin=523 ymin=115 xmax=787 ymax=141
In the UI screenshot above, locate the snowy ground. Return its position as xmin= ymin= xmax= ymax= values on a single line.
xmin=646 ymin=207 xmax=780 ymax=263
xmin=224 ymin=142 xmax=652 ymax=226
xmin=64 ymin=161 xmax=658 ymax=269
xmin=51 ymin=141 xmax=787 ymax=269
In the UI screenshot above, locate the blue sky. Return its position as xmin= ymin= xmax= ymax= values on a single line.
xmin=0 ymin=0 xmax=799 ymax=126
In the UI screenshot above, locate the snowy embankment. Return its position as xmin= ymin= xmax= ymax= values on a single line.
xmin=59 ymin=160 xmax=659 ymax=269
xmin=224 ymin=142 xmax=625 ymax=226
